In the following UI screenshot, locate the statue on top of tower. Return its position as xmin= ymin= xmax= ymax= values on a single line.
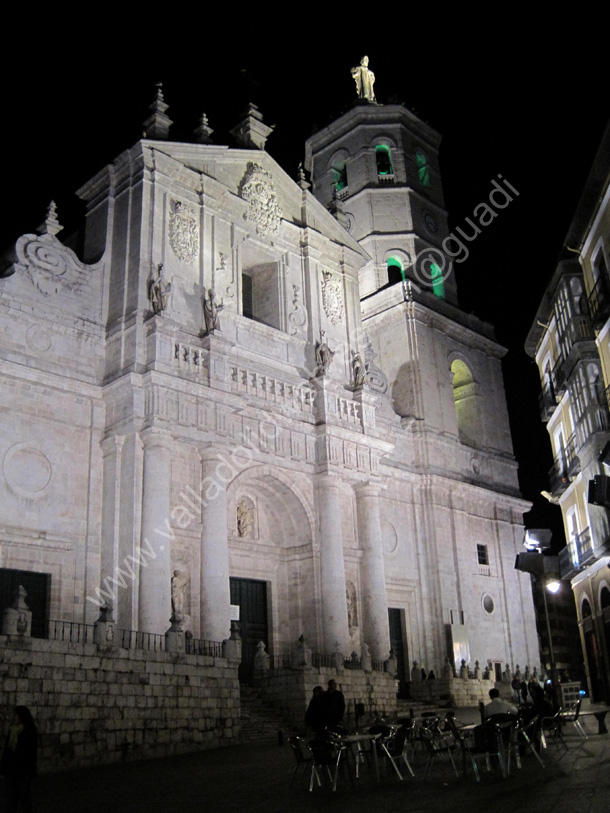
xmin=351 ymin=56 xmax=376 ymax=103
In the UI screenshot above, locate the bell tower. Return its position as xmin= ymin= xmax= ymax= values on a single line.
xmin=305 ymin=76 xmax=457 ymax=306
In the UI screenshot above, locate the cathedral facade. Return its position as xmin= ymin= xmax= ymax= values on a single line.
xmin=0 ymin=77 xmax=538 ymax=688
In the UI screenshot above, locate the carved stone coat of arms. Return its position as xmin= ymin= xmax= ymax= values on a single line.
xmin=169 ymin=200 xmax=199 ymax=263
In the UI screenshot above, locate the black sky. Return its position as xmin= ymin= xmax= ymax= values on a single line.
xmin=3 ymin=15 xmax=609 ymax=547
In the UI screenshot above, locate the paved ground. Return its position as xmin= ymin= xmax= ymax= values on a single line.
xmin=21 ymin=709 xmax=610 ymax=812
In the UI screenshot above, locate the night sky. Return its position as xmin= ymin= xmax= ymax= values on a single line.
xmin=3 ymin=15 xmax=608 ymax=549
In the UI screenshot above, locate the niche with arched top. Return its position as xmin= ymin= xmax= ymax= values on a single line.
xmin=451 ymin=359 xmax=479 ymax=447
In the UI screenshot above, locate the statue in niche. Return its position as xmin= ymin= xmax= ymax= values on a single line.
xmin=203 ymin=288 xmax=223 ymax=334
xmin=315 ymin=330 xmax=335 ymax=377
xmin=346 ymin=582 xmax=358 ymax=628
xmin=351 ymin=350 xmax=368 ymax=388
xmin=148 ymin=263 xmax=171 ymax=315
xmin=351 ymin=56 xmax=376 ymax=102
xmin=171 ymin=569 xmax=189 ymax=620
xmin=236 ymin=500 xmax=254 ymax=538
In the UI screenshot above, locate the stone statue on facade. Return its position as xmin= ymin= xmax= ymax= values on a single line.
xmin=203 ymin=288 xmax=223 ymax=334
xmin=315 ymin=330 xmax=335 ymax=376
xmin=346 ymin=582 xmax=358 ymax=628
xmin=236 ymin=500 xmax=254 ymax=538
xmin=148 ymin=262 xmax=171 ymax=315
xmin=351 ymin=56 xmax=376 ymax=102
xmin=352 ymin=350 xmax=368 ymax=388
xmin=171 ymin=569 xmax=188 ymax=620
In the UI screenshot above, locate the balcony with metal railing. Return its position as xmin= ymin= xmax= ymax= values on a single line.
xmin=548 ymin=457 xmax=571 ymax=496
xmin=564 ymin=432 xmax=581 ymax=477
xmin=539 ymin=380 xmax=558 ymax=421
xmin=588 ymin=273 xmax=610 ymax=329
xmin=553 ymin=316 xmax=596 ymax=396
xmin=558 ymin=527 xmax=595 ymax=579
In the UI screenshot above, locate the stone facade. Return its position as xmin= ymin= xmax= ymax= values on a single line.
xmin=0 ymin=84 xmax=539 ymax=715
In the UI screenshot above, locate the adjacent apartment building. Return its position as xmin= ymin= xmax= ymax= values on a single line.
xmin=526 ymin=121 xmax=610 ymax=703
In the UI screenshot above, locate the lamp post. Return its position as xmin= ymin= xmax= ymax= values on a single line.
xmin=541 ymin=578 xmax=561 ymax=705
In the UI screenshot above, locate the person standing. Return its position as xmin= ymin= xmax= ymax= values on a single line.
xmin=322 ymin=679 xmax=345 ymax=731
xmin=0 ymin=706 xmax=37 ymax=813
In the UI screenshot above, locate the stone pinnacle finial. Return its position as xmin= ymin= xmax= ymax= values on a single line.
xmin=297 ymin=162 xmax=310 ymax=190
xmin=142 ymin=82 xmax=173 ymax=140
xmin=229 ymin=103 xmax=274 ymax=150
xmin=37 ymin=201 xmax=63 ymax=237
xmin=194 ymin=112 xmax=214 ymax=144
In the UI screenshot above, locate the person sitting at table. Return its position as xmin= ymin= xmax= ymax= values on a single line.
xmin=483 ymin=688 xmax=518 ymax=718
xmin=322 ymin=679 xmax=346 ymax=731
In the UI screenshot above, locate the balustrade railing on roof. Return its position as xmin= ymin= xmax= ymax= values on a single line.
xmin=48 ymin=620 xmax=95 ymax=644
xmin=116 ymin=629 xmax=165 ymax=652
xmin=185 ymin=637 xmax=223 ymax=658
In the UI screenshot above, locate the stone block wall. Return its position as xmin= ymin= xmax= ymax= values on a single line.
xmin=409 ymin=676 xmax=494 ymax=707
xmin=252 ymin=667 xmax=398 ymax=730
xmin=0 ymin=636 xmax=239 ymax=771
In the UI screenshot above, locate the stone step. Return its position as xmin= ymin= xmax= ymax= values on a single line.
xmin=239 ymin=684 xmax=298 ymax=744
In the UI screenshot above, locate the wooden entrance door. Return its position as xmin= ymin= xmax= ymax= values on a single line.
xmin=230 ymin=577 xmax=268 ymax=683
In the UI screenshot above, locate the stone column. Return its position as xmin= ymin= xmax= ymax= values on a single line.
xmin=138 ymin=430 xmax=172 ymax=633
xmin=355 ymin=482 xmax=391 ymax=660
xmin=199 ymin=446 xmax=231 ymax=642
xmin=316 ymin=475 xmax=350 ymax=654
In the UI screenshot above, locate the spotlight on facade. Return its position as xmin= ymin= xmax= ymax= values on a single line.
xmin=546 ymin=580 xmax=561 ymax=594
xmin=523 ymin=528 xmax=553 ymax=551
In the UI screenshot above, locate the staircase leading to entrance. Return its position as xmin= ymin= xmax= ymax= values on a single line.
xmin=239 ymin=684 xmax=299 ymax=744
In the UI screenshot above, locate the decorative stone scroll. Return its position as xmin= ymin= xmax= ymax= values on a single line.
xmin=288 ymin=285 xmax=307 ymax=335
xmin=321 ymin=270 xmax=344 ymax=325
xmin=239 ymin=162 xmax=282 ymax=237
xmin=168 ymin=200 xmax=199 ymax=263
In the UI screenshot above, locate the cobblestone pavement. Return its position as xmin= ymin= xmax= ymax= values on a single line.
xmin=24 ymin=710 xmax=610 ymax=813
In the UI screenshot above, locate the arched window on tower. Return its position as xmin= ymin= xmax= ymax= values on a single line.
xmin=387 ymin=256 xmax=404 ymax=286
xmin=451 ymin=359 xmax=479 ymax=446
xmin=430 ymin=262 xmax=445 ymax=299
xmin=376 ymin=145 xmax=393 ymax=176
xmin=332 ymin=161 xmax=348 ymax=192
xmin=416 ymin=150 xmax=430 ymax=186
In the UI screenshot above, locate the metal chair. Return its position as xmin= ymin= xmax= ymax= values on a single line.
xmin=507 ymin=714 xmax=545 ymax=772
xmin=419 ymin=725 xmax=460 ymax=779
xmin=560 ymin=699 xmax=588 ymax=741
xmin=374 ymin=724 xmax=415 ymax=780
xmin=287 ymin=736 xmax=322 ymax=789
xmin=465 ymin=721 xmax=508 ymax=781
xmin=540 ymin=709 xmax=569 ymax=752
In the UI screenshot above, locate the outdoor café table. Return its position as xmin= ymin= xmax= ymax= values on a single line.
xmin=333 ymin=732 xmax=381 ymax=790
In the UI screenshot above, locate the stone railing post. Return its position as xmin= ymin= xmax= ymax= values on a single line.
xmin=93 ymin=604 xmax=115 ymax=650
xmin=295 ymin=634 xmax=312 ymax=667
xmin=165 ymin=617 xmax=185 ymax=654
xmin=253 ymin=640 xmax=270 ymax=673
xmin=361 ymin=641 xmax=372 ymax=673
xmin=222 ymin=621 xmax=242 ymax=664
xmin=384 ymin=649 xmax=397 ymax=676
